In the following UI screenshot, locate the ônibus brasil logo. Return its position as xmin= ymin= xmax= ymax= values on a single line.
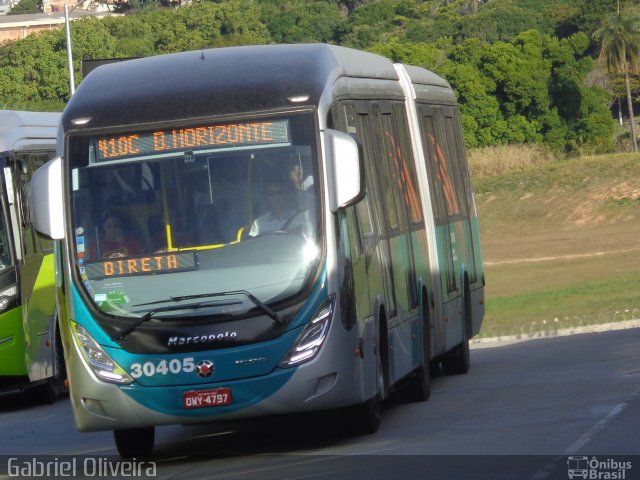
xmin=567 ymin=456 xmax=632 ymax=479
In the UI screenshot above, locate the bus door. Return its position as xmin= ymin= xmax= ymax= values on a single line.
xmin=418 ymin=105 xmax=460 ymax=350
xmin=374 ymin=102 xmax=423 ymax=379
xmin=354 ymin=102 xmax=397 ymax=320
xmin=373 ymin=103 xmax=419 ymax=316
xmin=9 ymin=155 xmax=56 ymax=382
xmin=332 ymin=104 xmax=372 ymax=324
xmin=0 ymin=157 xmax=22 ymax=377
xmin=448 ymin=110 xmax=478 ymax=286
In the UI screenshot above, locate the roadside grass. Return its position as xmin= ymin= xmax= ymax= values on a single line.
xmin=481 ymin=271 xmax=640 ymax=338
xmin=468 ymin=144 xmax=555 ymax=178
xmin=471 ymin=147 xmax=640 ymax=338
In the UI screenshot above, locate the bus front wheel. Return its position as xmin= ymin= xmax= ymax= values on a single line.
xmin=114 ymin=427 xmax=155 ymax=458
xmin=345 ymin=368 xmax=382 ymax=435
xmin=31 ymin=339 xmax=66 ymax=404
xmin=345 ymin=328 xmax=387 ymax=435
xmin=441 ymin=338 xmax=470 ymax=375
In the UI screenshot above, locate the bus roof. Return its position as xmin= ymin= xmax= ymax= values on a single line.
xmin=398 ymin=64 xmax=457 ymax=104
xmin=0 ymin=110 xmax=60 ymax=153
xmin=62 ymin=44 xmax=454 ymax=131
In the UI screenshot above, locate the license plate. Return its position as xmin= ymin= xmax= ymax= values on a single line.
xmin=183 ymin=387 xmax=232 ymax=409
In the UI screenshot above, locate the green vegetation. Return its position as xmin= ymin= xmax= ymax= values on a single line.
xmin=593 ymin=7 xmax=640 ymax=151
xmin=484 ymin=267 xmax=640 ymax=337
xmin=7 ymin=0 xmax=38 ymax=15
xmin=0 ymin=0 xmax=638 ymax=155
xmin=472 ymin=148 xmax=640 ymax=337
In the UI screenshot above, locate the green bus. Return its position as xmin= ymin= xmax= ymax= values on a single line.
xmin=0 ymin=110 xmax=64 ymax=402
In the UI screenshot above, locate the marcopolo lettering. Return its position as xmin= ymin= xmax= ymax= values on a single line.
xmin=168 ymin=331 xmax=238 ymax=347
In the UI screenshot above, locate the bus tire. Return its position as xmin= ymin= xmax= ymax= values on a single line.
xmin=345 ymin=354 xmax=383 ymax=435
xmin=442 ymin=287 xmax=471 ymax=375
xmin=345 ymin=393 xmax=381 ymax=435
xmin=441 ymin=337 xmax=470 ymax=375
xmin=398 ymin=297 xmax=431 ymax=402
xmin=30 ymin=379 xmax=57 ymax=404
xmin=114 ymin=427 xmax=155 ymax=457
xmin=345 ymin=318 xmax=387 ymax=435
xmin=31 ymin=333 xmax=66 ymax=404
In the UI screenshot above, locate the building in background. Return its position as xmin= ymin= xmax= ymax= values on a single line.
xmin=0 ymin=8 xmax=114 ymax=43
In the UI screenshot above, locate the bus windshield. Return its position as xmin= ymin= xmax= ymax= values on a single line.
xmin=68 ymin=112 xmax=321 ymax=321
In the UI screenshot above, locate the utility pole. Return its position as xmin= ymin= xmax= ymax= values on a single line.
xmin=65 ymin=4 xmax=75 ymax=96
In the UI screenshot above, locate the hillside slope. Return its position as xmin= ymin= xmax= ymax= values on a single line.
xmin=472 ymin=153 xmax=640 ymax=337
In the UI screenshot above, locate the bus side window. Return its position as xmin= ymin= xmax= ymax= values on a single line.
xmin=333 ymin=102 xmax=373 ymax=236
xmin=392 ymin=103 xmax=424 ymax=225
xmin=0 ymin=214 xmax=10 ymax=269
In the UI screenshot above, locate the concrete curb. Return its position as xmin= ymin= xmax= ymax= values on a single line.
xmin=470 ymin=319 xmax=640 ymax=349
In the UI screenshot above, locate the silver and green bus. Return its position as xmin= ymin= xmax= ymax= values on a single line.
xmin=0 ymin=110 xmax=64 ymax=403
xmin=31 ymin=44 xmax=484 ymax=456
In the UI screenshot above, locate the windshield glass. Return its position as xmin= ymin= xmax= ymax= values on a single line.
xmin=68 ymin=113 xmax=321 ymax=321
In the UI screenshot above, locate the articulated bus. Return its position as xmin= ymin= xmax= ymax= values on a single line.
xmin=31 ymin=44 xmax=484 ymax=456
xmin=0 ymin=110 xmax=65 ymax=402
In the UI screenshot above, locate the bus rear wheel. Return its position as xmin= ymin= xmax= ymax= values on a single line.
xmin=442 ymin=289 xmax=471 ymax=375
xmin=441 ymin=338 xmax=470 ymax=375
xmin=398 ymin=300 xmax=431 ymax=402
xmin=114 ymin=427 xmax=155 ymax=458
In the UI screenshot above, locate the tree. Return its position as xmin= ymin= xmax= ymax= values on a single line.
xmin=339 ymin=0 xmax=398 ymax=48
xmin=593 ymin=6 xmax=640 ymax=151
xmin=6 ymin=0 xmax=38 ymax=15
xmin=561 ymin=0 xmax=618 ymax=53
xmin=259 ymin=0 xmax=343 ymax=44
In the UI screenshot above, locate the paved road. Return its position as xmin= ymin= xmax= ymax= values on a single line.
xmin=1 ymin=328 xmax=640 ymax=479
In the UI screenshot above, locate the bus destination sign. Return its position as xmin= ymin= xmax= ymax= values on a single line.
xmin=94 ymin=119 xmax=289 ymax=162
xmin=84 ymin=251 xmax=198 ymax=280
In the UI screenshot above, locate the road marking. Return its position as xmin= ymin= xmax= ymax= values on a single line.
xmin=529 ymin=384 xmax=640 ymax=480
xmin=564 ymin=384 xmax=640 ymax=456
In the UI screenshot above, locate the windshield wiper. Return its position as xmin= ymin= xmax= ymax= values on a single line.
xmin=133 ymin=290 xmax=283 ymax=325
xmin=113 ymin=299 xmax=241 ymax=341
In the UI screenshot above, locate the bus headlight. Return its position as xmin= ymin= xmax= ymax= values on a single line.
xmin=70 ymin=321 xmax=134 ymax=384
xmin=279 ymin=295 xmax=334 ymax=368
xmin=0 ymin=286 xmax=17 ymax=312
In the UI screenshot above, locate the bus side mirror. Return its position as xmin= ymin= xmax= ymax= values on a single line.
xmin=30 ymin=156 xmax=64 ymax=240
xmin=323 ymin=129 xmax=363 ymax=213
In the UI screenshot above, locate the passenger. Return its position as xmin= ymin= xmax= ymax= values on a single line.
xmin=286 ymin=159 xmax=316 ymax=232
xmin=287 ymin=160 xmax=314 ymax=193
xmin=248 ymin=179 xmax=309 ymax=237
xmin=93 ymin=210 xmax=144 ymax=259
xmin=288 ymin=161 xmax=304 ymax=191
xmin=287 ymin=159 xmax=314 ymax=209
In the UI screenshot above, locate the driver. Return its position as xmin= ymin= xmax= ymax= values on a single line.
xmin=248 ymin=179 xmax=308 ymax=237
